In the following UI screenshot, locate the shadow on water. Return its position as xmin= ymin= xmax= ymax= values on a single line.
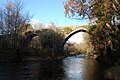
xmin=0 ymin=55 xmax=104 ymax=80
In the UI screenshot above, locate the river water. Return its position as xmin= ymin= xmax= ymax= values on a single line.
xmin=0 ymin=55 xmax=104 ymax=80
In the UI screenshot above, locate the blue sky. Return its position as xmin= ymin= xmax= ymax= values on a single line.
xmin=0 ymin=0 xmax=89 ymax=26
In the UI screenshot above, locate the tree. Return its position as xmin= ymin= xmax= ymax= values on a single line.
xmin=63 ymin=26 xmax=73 ymax=34
xmin=64 ymin=0 xmax=120 ymax=24
xmin=64 ymin=0 xmax=120 ymax=64
xmin=38 ymin=27 xmax=65 ymax=54
xmin=0 ymin=0 xmax=31 ymax=51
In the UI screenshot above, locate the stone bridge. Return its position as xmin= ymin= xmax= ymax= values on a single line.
xmin=64 ymin=26 xmax=88 ymax=36
xmin=23 ymin=33 xmax=37 ymax=48
xmin=62 ymin=29 xmax=90 ymax=47
xmin=23 ymin=27 xmax=91 ymax=50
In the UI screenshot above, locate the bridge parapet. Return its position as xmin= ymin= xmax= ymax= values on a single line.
xmin=64 ymin=27 xmax=88 ymax=37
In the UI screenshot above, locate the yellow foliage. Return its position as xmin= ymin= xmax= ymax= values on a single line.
xmin=106 ymin=23 xmax=112 ymax=29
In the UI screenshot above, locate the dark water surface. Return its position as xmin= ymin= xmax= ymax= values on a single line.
xmin=0 ymin=55 xmax=104 ymax=80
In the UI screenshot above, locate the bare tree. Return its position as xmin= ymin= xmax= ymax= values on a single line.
xmin=4 ymin=0 xmax=30 ymax=34
xmin=0 ymin=0 xmax=31 ymax=51
xmin=0 ymin=9 xmax=5 ymax=34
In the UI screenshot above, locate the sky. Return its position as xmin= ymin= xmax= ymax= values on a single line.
xmin=67 ymin=32 xmax=84 ymax=44
xmin=0 ymin=0 xmax=89 ymax=27
xmin=0 ymin=0 xmax=86 ymax=43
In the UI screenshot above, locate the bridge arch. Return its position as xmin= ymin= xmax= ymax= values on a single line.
xmin=23 ymin=33 xmax=37 ymax=48
xmin=62 ymin=29 xmax=91 ymax=48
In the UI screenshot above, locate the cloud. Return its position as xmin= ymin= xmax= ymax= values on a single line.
xmin=30 ymin=19 xmax=40 ymax=23
xmin=30 ymin=19 xmax=48 ymax=30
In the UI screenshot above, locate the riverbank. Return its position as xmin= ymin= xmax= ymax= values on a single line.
xmin=0 ymin=50 xmax=67 ymax=62
xmin=104 ymin=65 xmax=120 ymax=79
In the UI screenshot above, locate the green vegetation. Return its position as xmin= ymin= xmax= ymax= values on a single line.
xmin=64 ymin=0 xmax=120 ymax=64
xmin=26 ymin=27 xmax=65 ymax=55
xmin=64 ymin=32 xmax=94 ymax=55
xmin=0 ymin=0 xmax=119 ymax=66
xmin=0 ymin=0 xmax=120 ymax=79
xmin=0 ymin=0 xmax=66 ymax=61
xmin=64 ymin=0 xmax=120 ymax=79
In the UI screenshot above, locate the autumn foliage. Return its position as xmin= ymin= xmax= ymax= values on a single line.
xmin=64 ymin=0 xmax=120 ymax=64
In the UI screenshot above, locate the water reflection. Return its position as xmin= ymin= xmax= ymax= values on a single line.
xmin=63 ymin=56 xmax=103 ymax=80
xmin=0 ymin=55 xmax=103 ymax=80
xmin=38 ymin=61 xmax=65 ymax=80
xmin=63 ymin=57 xmax=84 ymax=79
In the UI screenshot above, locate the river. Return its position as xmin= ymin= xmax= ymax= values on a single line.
xmin=0 ymin=55 xmax=104 ymax=80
